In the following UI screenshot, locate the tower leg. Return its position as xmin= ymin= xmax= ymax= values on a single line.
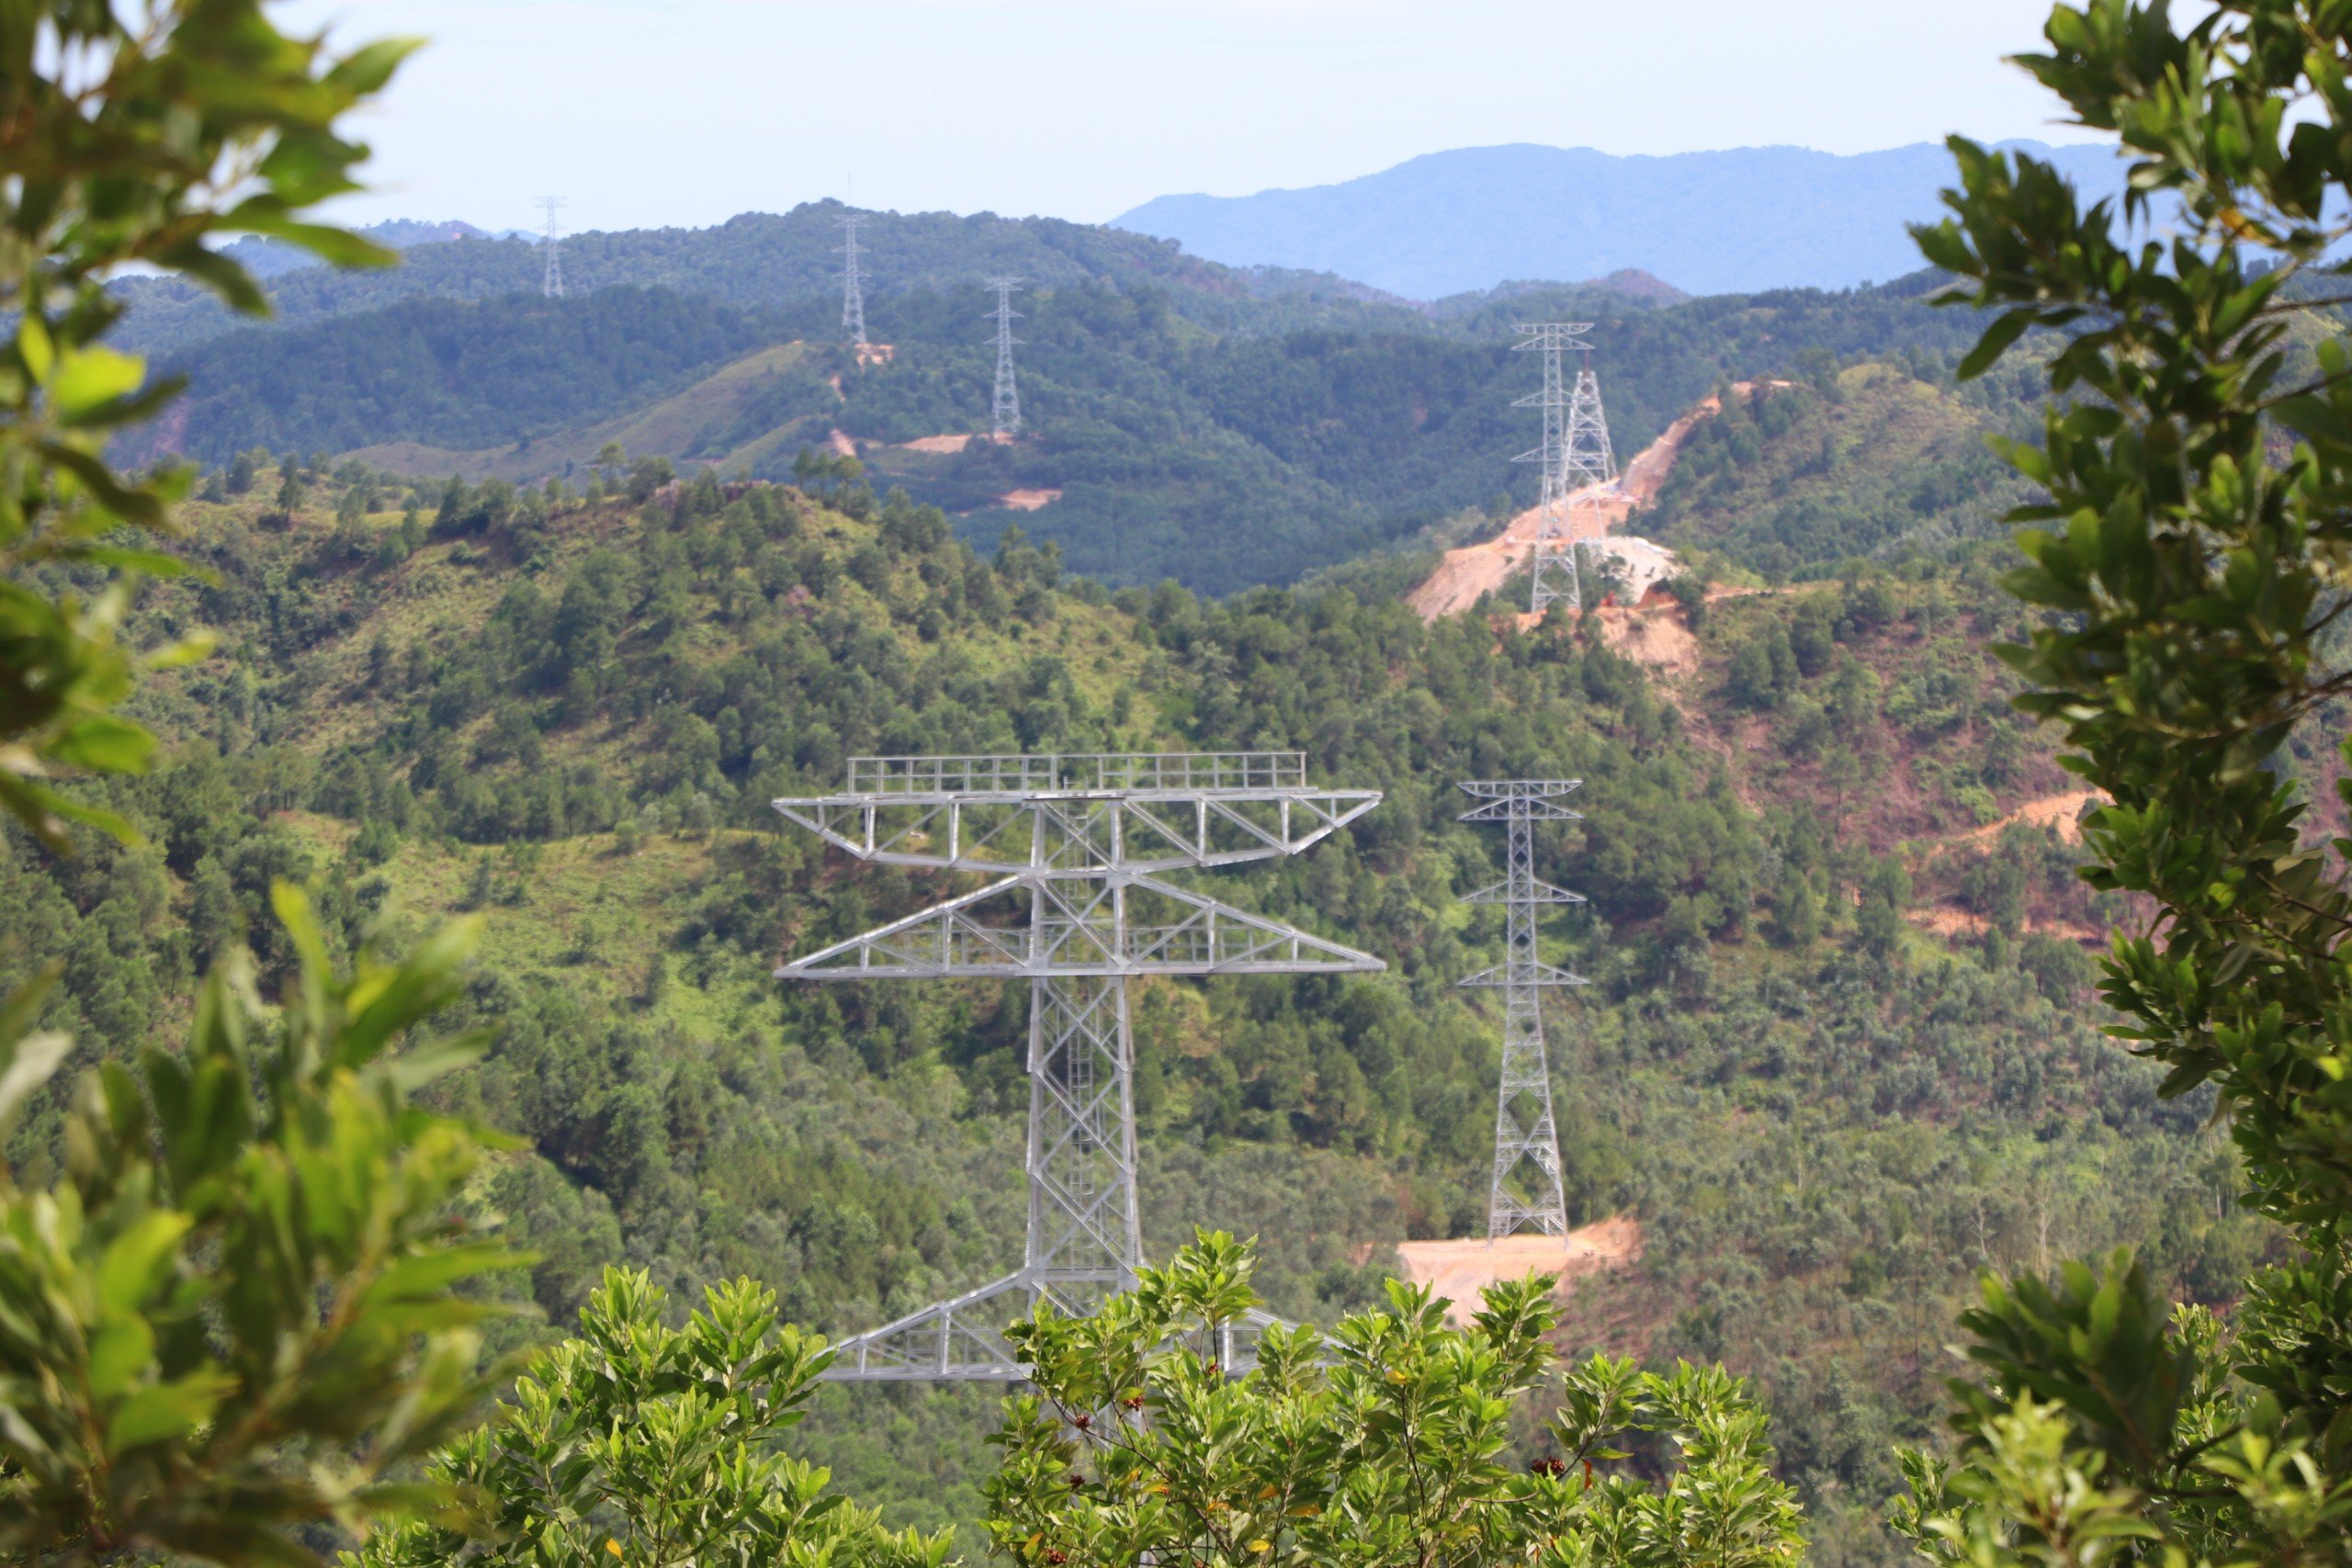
xmin=1024 ymin=973 xmax=1143 ymax=1310
xmin=1489 ymin=807 xmax=1569 ymax=1239
xmin=1531 ymin=531 xmax=1583 ymax=616
xmin=823 ymin=973 xmax=1141 ymax=1381
xmin=1489 ymin=984 xmax=1568 ymax=1238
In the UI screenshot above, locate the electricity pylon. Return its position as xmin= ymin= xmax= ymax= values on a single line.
xmin=1513 ymin=325 xmax=1619 ymax=616
xmin=838 ymin=214 xmax=869 ymax=348
xmin=538 ymin=197 xmax=566 ymax=299
xmin=1457 ymin=779 xmax=1588 ymax=1240
xmin=775 ymin=752 xmax=1384 ymax=1380
xmin=986 ymin=276 xmax=1023 ymax=440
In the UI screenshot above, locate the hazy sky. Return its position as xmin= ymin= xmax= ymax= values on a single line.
xmin=285 ymin=0 xmax=2100 ymax=234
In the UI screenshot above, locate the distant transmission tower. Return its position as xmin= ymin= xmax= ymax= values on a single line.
xmin=986 ymin=276 xmax=1023 ymax=440
xmin=1457 ymin=779 xmax=1588 ymax=1240
xmin=1512 ymin=324 xmax=1618 ymax=615
xmin=775 ymin=752 xmax=1383 ymax=1380
xmin=538 ymin=197 xmax=566 ymax=299
xmin=838 ymin=214 xmax=870 ymax=348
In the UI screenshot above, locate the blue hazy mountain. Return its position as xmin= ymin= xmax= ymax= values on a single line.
xmin=214 ymin=219 xmax=491 ymax=278
xmin=1113 ymin=141 xmax=2129 ymax=299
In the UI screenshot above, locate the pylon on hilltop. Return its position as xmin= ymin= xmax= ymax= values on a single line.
xmin=839 ymin=213 xmax=870 ymax=348
xmin=986 ymin=276 xmax=1023 ymax=440
xmin=1512 ymin=325 xmax=1619 ymax=616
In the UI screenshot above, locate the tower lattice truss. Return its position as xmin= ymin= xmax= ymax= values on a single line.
xmin=1457 ymin=780 xmax=1589 ymax=1238
xmin=775 ymin=752 xmax=1384 ymax=1381
xmin=838 ymin=214 xmax=869 ymax=348
xmin=1512 ymin=324 xmax=1619 ymax=617
xmin=538 ymin=197 xmax=566 ymax=299
xmin=987 ymin=276 xmax=1023 ymax=440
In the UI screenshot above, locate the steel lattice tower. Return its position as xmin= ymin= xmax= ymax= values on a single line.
xmin=775 ymin=752 xmax=1384 ymax=1380
xmin=1512 ymin=325 xmax=1619 ymax=616
xmin=838 ymin=214 xmax=870 ymax=348
xmin=538 ymin=197 xmax=566 ymax=299
xmin=1458 ymin=780 xmax=1589 ymax=1239
xmin=986 ymin=276 xmax=1023 ymax=440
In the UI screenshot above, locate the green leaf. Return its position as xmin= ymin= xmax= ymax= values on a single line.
xmin=88 ymin=1316 xmax=157 ymax=1400
xmin=107 ymin=1370 xmax=233 ymax=1455
xmin=49 ymin=345 xmax=147 ymax=421
xmin=0 ymin=1028 xmax=71 ymax=1135
xmin=17 ymin=313 xmax=55 ymax=382
xmin=326 ymin=37 xmax=425 ymax=96
xmin=51 ymin=715 xmax=156 ymax=775
xmin=97 ymin=1212 xmax=193 ymax=1314
xmin=1956 ymin=309 xmax=2034 ymax=381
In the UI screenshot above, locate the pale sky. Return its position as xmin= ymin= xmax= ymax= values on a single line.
xmin=284 ymin=0 xmax=2099 ymax=233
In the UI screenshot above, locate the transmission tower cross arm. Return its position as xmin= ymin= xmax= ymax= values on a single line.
xmin=1458 ymin=959 xmax=1589 ymax=988
xmin=772 ymin=751 xmax=1379 ymax=875
xmin=1461 ymin=878 xmax=1583 ymax=905
xmin=775 ymin=871 xmax=1383 ymax=981
xmin=770 ymin=787 xmax=1381 ymax=875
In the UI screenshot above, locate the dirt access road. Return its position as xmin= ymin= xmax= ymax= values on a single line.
xmin=1404 ymin=383 xmax=1784 ymax=620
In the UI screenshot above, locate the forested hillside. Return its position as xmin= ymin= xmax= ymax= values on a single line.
xmin=6 ymin=413 xmax=2273 ymax=1562
xmin=123 ymin=206 xmax=1996 ymax=593
xmin=107 ymin=203 xmax=1383 ymax=360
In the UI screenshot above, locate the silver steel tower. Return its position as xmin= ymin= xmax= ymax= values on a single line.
xmin=1513 ymin=325 xmax=1619 ymax=616
xmin=775 ymin=751 xmax=1384 ymax=1380
xmin=538 ymin=197 xmax=566 ymax=299
xmin=838 ymin=214 xmax=870 ymax=348
xmin=1457 ymin=779 xmax=1588 ymax=1239
xmin=986 ymin=276 xmax=1023 ymax=440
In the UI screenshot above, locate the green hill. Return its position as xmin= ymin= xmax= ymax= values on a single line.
xmin=124 ymin=220 xmax=1999 ymax=594
xmin=4 ymin=405 xmax=2269 ymax=1560
xmin=107 ymin=202 xmax=1412 ymax=360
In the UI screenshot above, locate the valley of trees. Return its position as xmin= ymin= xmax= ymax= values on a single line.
xmin=10 ymin=2 xmax=2352 ymax=1566
xmin=5 ymin=447 xmax=2265 ymax=1558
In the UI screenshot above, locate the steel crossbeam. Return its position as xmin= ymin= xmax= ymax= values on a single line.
xmin=1457 ymin=779 xmax=1589 ymax=1241
xmin=773 ymin=785 xmax=1376 ymax=877
xmin=775 ymin=753 xmax=1384 ymax=1382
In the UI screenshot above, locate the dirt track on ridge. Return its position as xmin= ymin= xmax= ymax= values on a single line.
xmin=1404 ymin=382 xmax=1787 ymax=621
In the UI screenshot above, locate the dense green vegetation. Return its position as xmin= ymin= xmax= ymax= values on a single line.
xmin=988 ymin=1235 xmax=1804 ymax=1566
xmin=1645 ymin=362 xmax=2043 ymax=580
xmin=0 ymin=5 xmax=537 ymax=1564
xmin=105 ymin=203 xmax=1380 ymax=361
xmin=156 ymin=288 xmax=800 ymax=463
xmin=1889 ymin=1 xmax=2352 ymax=1561
xmin=0 ymin=425 xmax=2276 ymax=1559
xmin=127 ymin=233 xmax=2002 ymax=594
xmin=24 ymin=0 xmax=2348 ymax=1564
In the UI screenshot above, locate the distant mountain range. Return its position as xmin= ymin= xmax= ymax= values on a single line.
xmin=1113 ymin=141 xmax=2132 ymax=299
xmin=215 ymin=219 xmax=492 ymax=278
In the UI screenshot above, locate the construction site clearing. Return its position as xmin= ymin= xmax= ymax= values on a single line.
xmin=1405 ymin=380 xmax=1792 ymax=623
xmin=1387 ymin=1215 xmax=1645 ymax=1328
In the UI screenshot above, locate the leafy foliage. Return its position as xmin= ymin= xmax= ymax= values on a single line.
xmin=356 ymin=1267 xmax=948 ymax=1568
xmin=0 ymin=7 xmax=551 ymax=1564
xmin=1894 ymin=0 xmax=2352 ymax=1559
xmin=0 ymin=886 xmax=525 ymax=1564
xmin=986 ymin=1231 xmax=1804 ymax=1568
xmin=0 ymin=0 xmax=413 ymax=845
